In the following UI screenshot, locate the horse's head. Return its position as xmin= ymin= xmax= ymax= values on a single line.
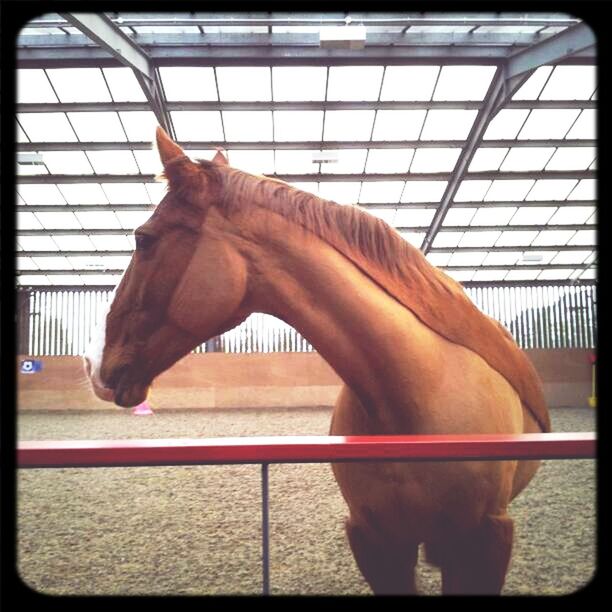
xmin=84 ymin=128 xmax=249 ymax=407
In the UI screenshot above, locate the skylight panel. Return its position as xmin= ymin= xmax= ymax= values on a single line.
xmin=227 ymin=150 xmax=275 ymax=174
xmin=511 ymin=66 xmax=553 ymax=100
xmin=86 ymin=151 xmax=139 ymax=175
xmin=17 ymin=211 xmax=43 ymax=230
xmin=433 ymin=66 xmax=496 ymax=101
xmin=159 ymin=67 xmax=218 ymax=101
xmin=223 ymin=111 xmax=273 ymax=141
xmin=17 ymin=113 xmax=77 ymax=142
xmin=443 ymin=208 xmax=476 ymax=226
xmin=568 ymin=229 xmax=596 ymax=246
xmin=551 ymin=250 xmax=591 ymax=265
xmin=468 ymin=148 xmax=508 ymax=172
xmin=132 ymin=26 xmax=200 ymax=34
xmin=472 ymin=269 xmax=508 ymax=282
xmin=75 ymin=211 xmax=122 ymax=230
xmin=379 ymin=66 xmax=439 ymax=101
xmin=483 ymin=109 xmax=529 ymax=140
xmin=31 ymin=255 xmax=73 ymax=270
xmin=68 ymin=112 xmax=127 ymax=142
xmin=272 ymin=66 xmax=327 ymax=101
xmin=324 ymin=110 xmax=375 ymax=141
xmin=393 ymin=208 xmax=435 ymax=227
xmin=118 ymin=111 xmax=159 ymax=142
xmin=426 ymin=252 xmax=451 ymax=267
xmin=484 ymin=180 xmax=534 ymax=202
xmin=17 ymin=69 xmax=58 ymax=103
xmin=82 ymin=274 xmax=124 ymax=286
xmin=17 ymin=123 xmax=29 ymax=143
xmin=475 ymin=25 xmax=543 ymax=34
xmin=322 ymin=149 xmax=368 ymax=174
xmin=290 ymin=182 xmax=319 ymax=196
xmin=274 ymin=150 xmax=319 ymax=174
xmin=133 ymin=150 xmax=163 ymax=175
xmin=17 ymin=235 xmax=59 ymax=251
xmin=525 ymin=179 xmax=578 ymax=201
xmin=42 ymin=151 xmax=94 ymax=175
xmin=35 ymin=211 xmax=82 ymax=230
xmin=408 ymin=25 xmax=474 ymax=33
xmin=410 ymin=148 xmax=461 ymax=173
xmin=359 ymin=181 xmax=404 ymax=204
xmin=216 ymin=67 xmax=272 ymax=101
xmin=565 ymin=110 xmax=596 ymax=139
xmin=432 ymin=231 xmax=464 ymax=248
xmin=171 ymin=111 xmax=224 ymax=141
xmin=372 ymin=110 xmax=426 ymax=141
xmin=273 ymin=111 xmax=324 ymax=141
xmin=89 ymin=234 xmax=133 ymax=251
xmin=146 ymin=183 xmax=166 ymax=204
xmin=517 ymin=251 xmax=557 ymax=266
xmin=454 ymin=180 xmax=491 ymax=202
xmin=317 ymin=182 xmax=361 ymax=204
xmin=17 ymin=162 xmax=49 ymax=177
xmin=532 ymin=230 xmax=576 ymax=246
xmin=58 ymin=183 xmax=108 ymax=205
xmin=505 ymin=269 xmax=541 ymax=281
xmin=50 ymin=234 xmax=96 ymax=251
xmin=102 ymin=67 xmax=147 ymax=102
xmin=271 ymin=26 xmax=321 ymax=34
xmin=102 ymin=183 xmax=151 ymax=204
xmin=401 ymin=181 xmax=447 ymax=203
xmin=568 ymin=179 xmax=596 ymax=200
xmin=365 ymin=149 xmax=414 ymax=173
xmin=547 ymin=206 xmax=596 ymax=225
xmin=470 ymin=206 xmax=517 ymax=226
xmin=500 ymin=147 xmax=555 ymax=171
xmin=538 ymin=268 xmax=574 ymax=280
xmin=47 ymin=68 xmax=111 ymax=102
xmin=399 ymin=232 xmax=427 ymax=248
xmin=17 ymin=257 xmax=39 ymax=271
xmin=115 ymin=211 xmax=153 ymax=229
xmin=62 ymin=255 xmax=105 ymax=270
xmin=17 ymin=184 xmax=66 ymax=205
xmin=539 ymin=66 xmax=596 ymax=100
xmin=326 ymin=66 xmax=384 ymax=101
xmin=445 ymin=269 xmax=475 ymax=282
xmin=483 ymin=251 xmax=522 ymax=266
xmin=458 ymin=231 xmax=500 ymax=248
xmin=420 ymin=110 xmax=478 ymax=141
xmin=364 ymin=207 xmax=396 ymax=225
xmin=448 ymin=251 xmax=488 ymax=266
xmin=517 ymin=109 xmax=581 ymax=140
xmin=495 ymin=230 xmax=538 ymax=246
xmin=510 ymin=206 xmax=555 ymax=225
xmin=545 ymin=147 xmax=596 ymax=170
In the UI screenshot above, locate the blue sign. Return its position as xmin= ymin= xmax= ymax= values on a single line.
xmin=20 ymin=359 xmax=42 ymax=374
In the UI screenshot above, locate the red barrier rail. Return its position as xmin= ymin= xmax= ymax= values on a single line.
xmin=17 ymin=433 xmax=596 ymax=595
xmin=17 ymin=432 xmax=596 ymax=468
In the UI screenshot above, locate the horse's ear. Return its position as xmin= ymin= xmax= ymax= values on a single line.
xmin=156 ymin=126 xmax=185 ymax=166
xmin=212 ymin=148 xmax=229 ymax=166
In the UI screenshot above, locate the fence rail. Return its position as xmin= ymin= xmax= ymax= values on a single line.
xmin=17 ymin=433 xmax=596 ymax=595
xmin=16 ymin=282 xmax=597 ymax=356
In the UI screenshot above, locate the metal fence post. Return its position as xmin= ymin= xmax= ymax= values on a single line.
xmin=261 ymin=462 xmax=270 ymax=595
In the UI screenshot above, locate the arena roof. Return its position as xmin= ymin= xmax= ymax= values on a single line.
xmin=16 ymin=12 xmax=597 ymax=287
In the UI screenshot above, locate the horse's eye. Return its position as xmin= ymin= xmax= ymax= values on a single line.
xmin=135 ymin=233 xmax=154 ymax=252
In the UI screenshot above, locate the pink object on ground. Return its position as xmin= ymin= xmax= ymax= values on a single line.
xmin=131 ymin=401 xmax=154 ymax=416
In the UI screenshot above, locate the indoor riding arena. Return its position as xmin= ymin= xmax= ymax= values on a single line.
xmin=15 ymin=12 xmax=597 ymax=596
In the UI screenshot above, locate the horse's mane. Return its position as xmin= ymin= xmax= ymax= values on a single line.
xmin=203 ymin=161 xmax=550 ymax=432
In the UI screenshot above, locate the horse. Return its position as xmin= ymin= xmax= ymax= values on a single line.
xmin=84 ymin=126 xmax=550 ymax=595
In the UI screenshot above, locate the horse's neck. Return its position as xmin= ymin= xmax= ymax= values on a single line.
xmin=236 ymin=207 xmax=443 ymax=427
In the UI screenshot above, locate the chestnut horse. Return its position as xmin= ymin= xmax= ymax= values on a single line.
xmin=85 ymin=127 xmax=550 ymax=595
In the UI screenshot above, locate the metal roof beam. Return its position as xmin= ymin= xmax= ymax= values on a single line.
xmin=17 ymin=200 xmax=596 ymax=213
xmin=17 ymin=223 xmax=595 ymax=237
xmin=17 ymin=138 xmax=596 ymax=152
xmin=58 ymin=13 xmax=174 ymax=138
xmin=16 ymin=99 xmax=596 ymax=113
xmin=16 ymin=170 xmax=595 ymax=184
xmin=20 ymin=244 xmax=593 ymax=258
